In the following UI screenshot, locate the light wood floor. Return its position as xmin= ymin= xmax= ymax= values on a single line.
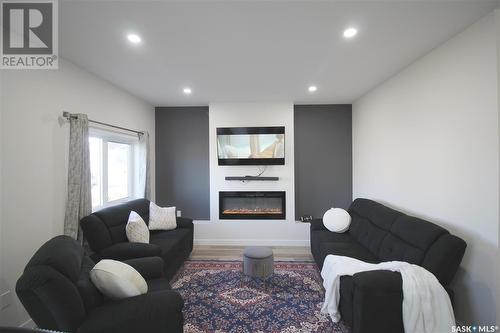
xmin=190 ymin=245 xmax=314 ymax=262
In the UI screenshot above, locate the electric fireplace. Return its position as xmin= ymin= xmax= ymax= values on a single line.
xmin=219 ymin=191 xmax=286 ymax=220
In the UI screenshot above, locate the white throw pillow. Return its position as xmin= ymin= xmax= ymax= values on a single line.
xmin=126 ymin=211 xmax=150 ymax=243
xmin=149 ymin=202 xmax=177 ymax=231
xmin=323 ymin=208 xmax=351 ymax=233
xmin=90 ymin=259 xmax=148 ymax=299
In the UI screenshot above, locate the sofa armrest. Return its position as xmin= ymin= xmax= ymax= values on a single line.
xmin=310 ymin=218 xmax=327 ymax=231
xmin=123 ymin=257 xmax=164 ymax=280
xmin=99 ymin=243 xmax=162 ymax=261
xmin=77 ymin=290 xmax=184 ymax=333
xmin=348 ymin=270 xmax=404 ymax=333
xmin=421 ymin=234 xmax=466 ymax=286
xmin=176 ymin=217 xmax=193 ymax=231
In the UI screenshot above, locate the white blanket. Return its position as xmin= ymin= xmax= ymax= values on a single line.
xmin=320 ymin=255 xmax=455 ymax=333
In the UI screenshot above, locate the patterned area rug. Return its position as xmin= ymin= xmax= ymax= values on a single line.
xmin=171 ymin=260 xmax=349 ymax=333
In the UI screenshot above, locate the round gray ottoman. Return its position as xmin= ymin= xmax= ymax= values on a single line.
xmin=243 ymin=246 xmax=274 ymax=284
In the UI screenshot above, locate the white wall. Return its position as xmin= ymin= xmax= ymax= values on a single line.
xmin=195 ymin=102 xmax=309 ymax=246
xmin=353 ymin=13 xmax=499 ymax=324
xmin=496 ymin=11 xmax=500 ymax=240
xmin=0 ymin=62 xmax=6 ymax=324
xmin=0 ymin=59 xmax=155 ymax=326
xmin=495 ymin=9 xmax=500 ymax=323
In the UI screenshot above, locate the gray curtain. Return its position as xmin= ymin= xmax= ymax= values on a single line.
xmin=139 ymin=131 xmax=151 ymax=200
xmin=64 ymin=114 xmax=91 ymax=240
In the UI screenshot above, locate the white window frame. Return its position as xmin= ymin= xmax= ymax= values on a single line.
xmin=89 ymin=127 xmax=139 ymax=211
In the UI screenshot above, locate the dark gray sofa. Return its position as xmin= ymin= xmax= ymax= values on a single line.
xmin=80 ymin=199 xmax=193 ymax=280
xmin=311 ymin=198 xmax=466 ymax=333
xmin=16 ymin=236 xmax=184 ymax=333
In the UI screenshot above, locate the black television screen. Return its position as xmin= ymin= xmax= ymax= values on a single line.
xmin=217 ymin=127 xmax=285 ymax=165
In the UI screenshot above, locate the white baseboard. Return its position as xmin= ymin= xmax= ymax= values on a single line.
xmin=194 ymin=238 xmax=310 ymax=247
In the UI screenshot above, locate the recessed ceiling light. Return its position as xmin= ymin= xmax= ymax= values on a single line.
xmin=308 ymin=85 xmax=317 ymax=93
xmin=183 ymin=87 xmax=192 ymax=95
xmin=127 ymin=34 xmax=141 ymax=44
xmin=343 ymin=27 xmax=358 ymax=39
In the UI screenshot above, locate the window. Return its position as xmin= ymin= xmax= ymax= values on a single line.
xmin=89 ymin=129 xmax=138 ymax=209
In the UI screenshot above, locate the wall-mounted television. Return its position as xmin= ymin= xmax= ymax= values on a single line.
xmin=217 ymin=127 xmax=285 ymax=165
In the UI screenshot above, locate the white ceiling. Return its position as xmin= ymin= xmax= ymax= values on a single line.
xmin=60 ymin=0 xmax=499 ymax=106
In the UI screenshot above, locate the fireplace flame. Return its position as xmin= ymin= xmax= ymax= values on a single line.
xmin=222 ymin=208 xmax=282 ymax=215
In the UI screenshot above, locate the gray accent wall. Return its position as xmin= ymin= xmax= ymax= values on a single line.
xmin=155 ymin=104 xmax=352 ymax=220
xmin=294 ymin=104 xmax=352 ymax=219
xmin=155 ymin=106 xmax=210 ymax=219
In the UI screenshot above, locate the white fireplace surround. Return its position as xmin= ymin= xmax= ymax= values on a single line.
xmin=193 ymin=102 xmax=310 ymax=246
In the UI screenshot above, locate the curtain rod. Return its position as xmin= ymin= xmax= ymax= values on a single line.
xmin=62 ymin=111 xmax=144 ymax=136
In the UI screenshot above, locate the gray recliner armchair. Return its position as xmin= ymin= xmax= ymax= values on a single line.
xmin=16 ymin=235 xmax=184 ymax=333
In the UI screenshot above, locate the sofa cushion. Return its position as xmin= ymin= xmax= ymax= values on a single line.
xmin=349 ymin=199 xmax=402 ymax=231
xmin=376 ymin=216 xmax=447 ymax=264
xmin=150 ymin=229 xmax=191 ymax=243
xmin=123 ymin=257 xmax=164 ymax=280
xmin=348 ymin=199 xmax=402 ymax=256
xmin=125 ymin=211 xmax=150 ymax=244
xmin=80 ymin=214 xmax=113 ymax=253
xmin=149 ymin=202 xmax=177 ymax=231
xmin=150 ymin=238 xmax=180 ymax=258
xmin=94 ymin=206 xmax=133 ymax=244
xmin=312 ymin=230 xmax=353 ymax=244
xmin=126 ymin=199 xmax=150 ymax=224
xmin=323 ymin=208 xmax=351 ymax=233
xmin=377 ymin=234 xmax=423 ymax=264
xmin=90 ymin=260 xmax=148 ymax=299
xmin=384 ymin=215 xmax=447 ymax=258
xmin=311 ymin=230 xmax=352 ymax=259
xmin=318 ymin=242 xmax=379 ymax=268
xmin=348 ymin=216 xmax=387 ymax=256
xmin=99 ymin=243 xmax=161 ymax=261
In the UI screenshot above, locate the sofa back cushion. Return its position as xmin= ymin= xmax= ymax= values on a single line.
xmin=348 ymin=199 xmax=402 ymax=254
xmin=80 ymin=199 xmax=150 ymax=252
xmin=378 ymin=215 xmax=447 ymax=264
xmin=24 ymin=235 xmax=84 ymax=282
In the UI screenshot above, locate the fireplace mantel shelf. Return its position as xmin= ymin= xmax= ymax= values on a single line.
xmin=225 ymin=176 xmax=279 ymax=181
